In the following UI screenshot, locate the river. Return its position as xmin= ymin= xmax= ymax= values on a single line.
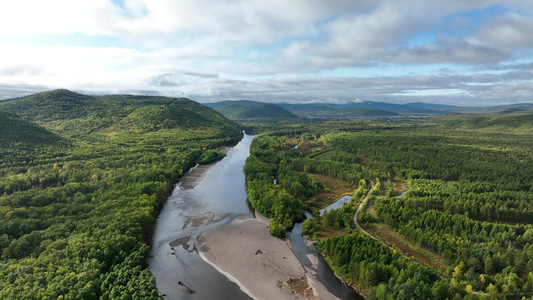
xmin=148 ymin=134 xmax=255 ymax=300
xmin=149 ymin=133 xmax=363 ymax=299
xmin=290 ymin=205 xmax=364 ymax=300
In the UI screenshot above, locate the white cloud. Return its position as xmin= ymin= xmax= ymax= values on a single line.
xmin=393 ymin=36 xmax=508 ymax=64
xmin=282 ymin=4 xmax=419 ymax=69
xmin=0 ymin=0 xmax=533 ymax=106
xmin=479 ymin=13 xmax=533 ymax=48
xmin=0 ymin=0 xmax=124 ymax=35
xmin=0 ymin=64 xmax=44 ymax=76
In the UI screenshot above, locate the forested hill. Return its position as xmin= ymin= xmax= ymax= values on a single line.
xmin=214 ymin=103 xmax=298 ymax=119
xmin=0 ymin=110 xmax=64 ymax=148
xmin=207 ymin=100 xmax=400 ymax=118
xmin=0 ymin=89 xmax=241 ymax=299
xmin=437 ymin=111 xmax=533 ymax=132
xmin=0 ymin=89 xmax=238 ymax=137
xmin=278 ymin=103 xmax=400 ymax=118
xmin=208 ymin=100 xmax=533 ymax=118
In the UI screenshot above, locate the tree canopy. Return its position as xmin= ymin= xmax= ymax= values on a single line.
xmin=0 ymin=90 xmax=241 ymax=299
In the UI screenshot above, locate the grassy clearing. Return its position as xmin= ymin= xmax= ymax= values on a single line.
xmin=389 ymin=176 xmax=407 ymax=195
xmin=305 ymin=174 xmax=353 ymax=209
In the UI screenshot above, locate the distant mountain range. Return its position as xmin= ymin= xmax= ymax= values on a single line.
xmin=213 ymin=103 xmax=298 ymax=119
xmin=206 ymin=100 xmax=533 ymax=119
xmin=4 ymin=91 xmax=532 ymax=121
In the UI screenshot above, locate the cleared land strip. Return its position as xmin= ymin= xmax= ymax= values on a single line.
xmin=353 ymin=180 xmax=383 ymax=245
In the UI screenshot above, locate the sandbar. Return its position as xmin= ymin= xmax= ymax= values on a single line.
xmin=197 ymin=218 xmax=311 ymax=300
xmin=179 ymin=164 xmax=213 ymax=190
xmin=179 ymin=145 xmax=232 ymax=190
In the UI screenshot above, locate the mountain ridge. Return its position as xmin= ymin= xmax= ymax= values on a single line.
xmin=206 ymin=99 xmax=533 ymax=117
xmin=0 ymin=89 xmax=239 ymax=138
xmin=212 ymin=103 xmax=298 ymax=119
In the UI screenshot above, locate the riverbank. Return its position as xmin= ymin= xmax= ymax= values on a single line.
xmin=197 ymin=218 xmax=311 ymax=300
xmin=179 ymin=145 xmax=232 ymax=190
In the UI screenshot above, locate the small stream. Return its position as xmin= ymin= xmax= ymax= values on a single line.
xmin=319 ymin=195 xmax=351 ymax=216
xmin=397 ymin=188 xmax=409 ymax=198
xmin=290 ymin=197 xmax=364 ymax=300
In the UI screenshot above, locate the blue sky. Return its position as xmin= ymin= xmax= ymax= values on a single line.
xmin=1 ymin=1 xmax=533 ymax=106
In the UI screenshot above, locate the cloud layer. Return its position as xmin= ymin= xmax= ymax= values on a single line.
xmin=0 ymin=0 xmax=532 ymax=106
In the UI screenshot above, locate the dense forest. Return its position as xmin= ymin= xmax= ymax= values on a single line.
xmin=0 ymin=90 xmax=241 ymax=299
xmin=3 ymin=89 xmax=533 ymax=299
xmin=243 ymin=113 xmax=533 ymax=299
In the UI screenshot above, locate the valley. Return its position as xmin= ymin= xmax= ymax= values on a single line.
xmin=1 ymin=90 xmax=533 ymax=299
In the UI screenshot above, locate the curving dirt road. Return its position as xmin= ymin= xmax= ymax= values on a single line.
xmin=353 ymin=180 xmax=383 ymax=244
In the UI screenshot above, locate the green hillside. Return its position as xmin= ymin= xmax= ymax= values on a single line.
xmin=204 ymin=100 xmax=263 ymax=109
xmin=0 ymin=89 xmax=93 ymax=121
xmin=0 ymin=89 xmax=238 ymax=138
xmin=0 ymin=110 xmax=63 ymax=148
xmin=0 ymin=90 xmax=241 ymax=299
xmin=480 ymin=103 xmax=533 ymax=114
xmin=207 ymin=100 xmax=533 ymax=118
xmin=215 ymin=103 xmax=298 ymax=119
xmin=106 ymin=105 xmax=234 ymax=134
xmin=437 ymin=112 xmax=533 ymax=132
xmin=278 ymin=103 xmax=399 ymax=118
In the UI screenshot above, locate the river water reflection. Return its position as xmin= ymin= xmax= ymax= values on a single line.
xmin=149 ymin=133 xmax=363 ymax=299
xmin=290 ymin=203 xmax=364 ymax=300
xmin=148 ymin=134 xmax=255 ymax=300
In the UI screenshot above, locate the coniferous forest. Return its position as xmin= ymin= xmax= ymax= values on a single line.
xmin=0 ymin=90 xmax=241 ymax=299
xmin=243 ymin=113 xmax=533 ymax=299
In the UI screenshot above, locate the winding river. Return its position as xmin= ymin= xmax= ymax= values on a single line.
xmin=149 ymin=133 xmax=363 ymax=299
xmin=290 ymin=203 xmax=364 ymax=300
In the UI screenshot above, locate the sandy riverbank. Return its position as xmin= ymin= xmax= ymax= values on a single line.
xmin=196 ymin=217 xmax=341 ymax=300
xmin=179 ymin=145 xmax=232 ymax=190
xmin=197 ymin=218 xmax=309 ymax=300
xmin=179 ymin=164 xmax=214 ymax=190
xmin=174 ymin=142 xmax=340 ymax=299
